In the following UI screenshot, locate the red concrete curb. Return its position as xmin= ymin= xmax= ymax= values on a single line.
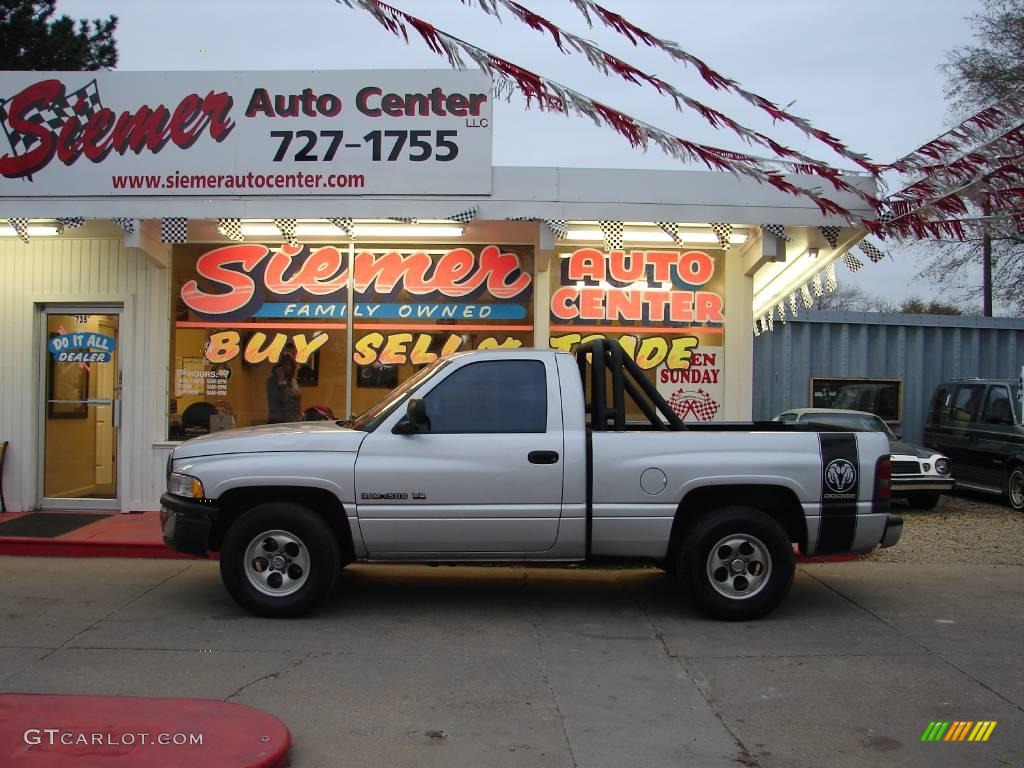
xmin=0 ymin=536 xmax=198 ymax=559
xmin=0 ymin=693 xmax=290 ymax=766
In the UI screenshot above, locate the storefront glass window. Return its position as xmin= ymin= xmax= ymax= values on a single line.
xmin=169 ymin=242 xmax=534 ymax=438
xmin=549 ymin=246 xmax=726 ymax=423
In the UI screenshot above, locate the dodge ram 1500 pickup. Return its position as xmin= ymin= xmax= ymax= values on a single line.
xmin=162 ymin=339 xmax=901 ymax=621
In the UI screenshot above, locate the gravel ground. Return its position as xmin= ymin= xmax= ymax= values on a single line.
xmin=865 ymin=490 xmax=1024 ymax=565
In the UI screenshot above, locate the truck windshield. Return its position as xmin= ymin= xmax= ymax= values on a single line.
xmin=348 ymin=359 xmax=451 ymax=432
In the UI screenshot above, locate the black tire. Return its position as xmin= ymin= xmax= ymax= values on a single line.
xmin=220 ymin=502 xmax=341 ymax=618
xmin=676 ymin=506 xmax=795 ymax=621
xmin=908 ymin=493 xmax=940 ymax=510
xmin=1007 ymin=466 xmax=1024 ymax=511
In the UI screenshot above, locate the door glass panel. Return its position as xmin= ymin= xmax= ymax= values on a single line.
xmin=43 ymin=313 xmax=119 ymax=500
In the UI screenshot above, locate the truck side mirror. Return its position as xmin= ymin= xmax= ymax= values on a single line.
xmin=393 ymin=398 xmax=431 ymax=434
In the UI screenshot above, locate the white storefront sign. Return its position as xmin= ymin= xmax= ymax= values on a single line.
xmin=0 ymin=70 xmax=492 ymax=196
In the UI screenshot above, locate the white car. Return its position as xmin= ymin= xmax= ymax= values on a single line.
xmin=775 ymin=408 xmax=954 ymax=509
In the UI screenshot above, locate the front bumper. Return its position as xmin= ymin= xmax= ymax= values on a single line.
xmin=890 ymin=476 xmax=955 ymax=496
xmin=160 ymin=492 xmax=218 ymax=558
xmin=880 ymin=513 xmax=903 ymax=548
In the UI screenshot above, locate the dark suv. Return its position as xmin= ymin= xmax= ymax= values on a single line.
xmin=924 ymin=378 xmax=1024 ymax=510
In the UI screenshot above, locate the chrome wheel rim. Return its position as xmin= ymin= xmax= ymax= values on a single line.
xmin=243 ymin=529 xmax=310 ymax=597
xmin=1010 ymin=470 xmax=1024 ymax=509
xmin=706 ymin=533 xmax=772 ymax=600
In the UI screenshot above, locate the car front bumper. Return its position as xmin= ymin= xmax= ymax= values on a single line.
xmin=890 ymin=476 xmax=955 ymax=496
xmin=160 ymin=492 xmax=218 ymax=558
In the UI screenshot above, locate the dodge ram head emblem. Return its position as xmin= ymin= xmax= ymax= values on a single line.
xmin=824 ymin=458 xmax=857 ymax=494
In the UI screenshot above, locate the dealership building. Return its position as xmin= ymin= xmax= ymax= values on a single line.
xmin=0 ymin=69 xmax=875 ymax=514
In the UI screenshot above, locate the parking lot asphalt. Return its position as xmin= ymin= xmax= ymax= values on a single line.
xmin=0 ymin=557 xmax=1020 ymax=768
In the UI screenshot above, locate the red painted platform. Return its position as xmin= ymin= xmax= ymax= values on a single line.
xmin=0 ymin=511 xmax=197 ymax=559
xmin=0 ymin=693 xmax=289 ymax=766
xmin=0 ymin=510 xmax=856 ymax=562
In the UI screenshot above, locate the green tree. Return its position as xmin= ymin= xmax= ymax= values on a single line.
xmin=925 ymin=0 xmax=1024 ymax=314
xmin=0 ymin=1 xmax=118 ymax=70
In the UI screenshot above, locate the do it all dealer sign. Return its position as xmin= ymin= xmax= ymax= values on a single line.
xmin=0 ymin=70 xmax=492 ymax=196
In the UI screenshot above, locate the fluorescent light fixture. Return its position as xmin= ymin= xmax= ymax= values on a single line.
xmin=239 ymin=223 xmax=464 ymax=238
xmin=0 ymin=225 xmax=60 ymax=237
xmin=565 ymin=229 xmax=747 ymax=245
xmin=807 ymin=247 xmax=820 ymax=258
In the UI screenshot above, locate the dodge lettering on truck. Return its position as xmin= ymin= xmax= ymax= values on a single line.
xmin=161 ymin=340 xmax=901 ymax=621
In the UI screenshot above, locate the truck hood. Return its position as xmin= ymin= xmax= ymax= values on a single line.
xmin=171 ymin=422 xmax=367 ymax=459
xmin=889 ymin=440 xmax=939 ymax=459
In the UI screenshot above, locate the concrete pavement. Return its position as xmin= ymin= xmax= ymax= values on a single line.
xmin=0 ymin=557 xmax=1020 ymax=767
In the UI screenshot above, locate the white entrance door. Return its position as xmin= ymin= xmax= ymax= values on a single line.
xmin=40 ymin=306 xmax=122 ymax=510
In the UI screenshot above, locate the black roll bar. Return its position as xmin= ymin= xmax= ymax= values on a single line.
xmin=574 ymin=338 xmax=685 ymax=431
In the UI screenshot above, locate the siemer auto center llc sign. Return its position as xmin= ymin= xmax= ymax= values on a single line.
xmin=0 ymin=70 xmax=492 ymax=196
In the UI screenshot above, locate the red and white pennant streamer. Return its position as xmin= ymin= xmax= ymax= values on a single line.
xmin=337 ymin=0 xmax=861 ymax=221
xmin=445 ymin=0 xmax=876 ymax=203
xmin=556 ymin=0 xmax=880 ymax=174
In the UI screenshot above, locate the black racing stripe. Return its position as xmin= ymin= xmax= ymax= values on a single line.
xmin=818 ymin=433 xmax=860 ymax=554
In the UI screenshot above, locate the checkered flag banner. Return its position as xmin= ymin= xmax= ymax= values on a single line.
xmin=789 ymin=292 xmax=799 ymax=317
xmin=446 ymin=206 xmax=478 ymax=224
xmin=329 ymin=217 xmax=354 ymax=237
xmin=0 ymin=79 xmax=102 ymax=160
xmin=763 ymin=311 xmax=774 ymax=332
xmin=274 ymin=218 xmax=298 ymax=246
xmin=656 ymin=221 xmax=684 ymax=246
xmin=112 ymin=217 xmax=135 ymax=235
xmin=753 ymin=319 xmax=761 ymax=337
xmin=841 ymin=252 xmax=864 ymax=273
xmin=544 ymin=219 xmax=568 ymax=240
xmin=776 ymin=301 xmax=786 ymax=323
xmin=387 ymin=217 xmax=417 ymax=224
xmin=6 ymin=217 xmax=30 ymax=243
xmin=217 ymin=218 xmax=244 ymax=242
xmin=762 ymin=224 xmax=791 ymax=242
xmin=57 ymin=217 xmax=85 ymax=230
xmin=668 ymin=388 xmax=721 ymax=422
xmin=599 ymin=220 xmax=624 ymax=251
xmin=710 ymin=222 xmax=733 ymax=251
xmin=161 ymin=217 xmax=188 ymax=244
xmin=801 ymin=284 xmax=814 ymax=308
xmin=812 ymin=272 xmax=824 ymax=297
xmin=825 ymin=263 xmax=838 ymax=292
xmin=859 ymin=240 xmax=886 ymax=263
xmin=818 ymin=226 xmax=840 ymax=248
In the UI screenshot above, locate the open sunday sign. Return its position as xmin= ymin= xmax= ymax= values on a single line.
xmin=48 ymin=332 xmax=116 ymax=363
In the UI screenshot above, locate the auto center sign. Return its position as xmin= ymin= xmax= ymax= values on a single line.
xmin=0 ymin=70 xmax=492 ymax=196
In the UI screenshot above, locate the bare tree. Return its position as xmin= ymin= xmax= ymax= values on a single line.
xmin=921 ymin=0 xmax=1024 ymax=314
xmin=810 ymin=284 xmax=880 ymax=312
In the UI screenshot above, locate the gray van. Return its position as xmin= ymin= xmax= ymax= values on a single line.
xmin=923 ymin=378 xmax=1024 ymax=510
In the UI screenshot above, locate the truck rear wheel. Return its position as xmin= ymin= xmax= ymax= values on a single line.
xmin=1007 ymin=466 xmax=1024 ymax=511
xmin=677 ymin=506 xmax=795 ymax=621
xmin=220 ymin=502 xmax=341 ymax=618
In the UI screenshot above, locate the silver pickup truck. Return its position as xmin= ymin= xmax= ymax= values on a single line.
xmin=161 ymin=340 xmax=901 ymax=621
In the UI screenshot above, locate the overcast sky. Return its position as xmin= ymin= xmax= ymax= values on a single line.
xmin=64 ymin=0 xmax=987 ymax=309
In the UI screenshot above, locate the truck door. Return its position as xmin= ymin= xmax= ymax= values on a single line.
xmin=354 ymin=355 xmax=564 ymax=555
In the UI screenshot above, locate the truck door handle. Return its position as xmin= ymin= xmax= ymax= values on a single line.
xmin=528 ymin=450 xmax=560 ymax=464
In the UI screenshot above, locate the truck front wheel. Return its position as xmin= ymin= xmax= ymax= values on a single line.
xmin=220 ymin=502 xmax=341 ymax=618
xmin=677 ymin=506 xmax=795 ymax=621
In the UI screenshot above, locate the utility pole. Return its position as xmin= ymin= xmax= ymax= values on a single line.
xmin=983 ymin=193 xmax=992 ymax=317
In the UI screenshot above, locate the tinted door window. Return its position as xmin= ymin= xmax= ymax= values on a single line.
xmin=950 ymin=385 xmax=984 ymax=424
xmin=928 ymin=386 xmax=948 ymax=426
xmin=982 ymin=386 xmax=1013 ymax=425
xmin=424 ymin=360 xmax=547 ymax=433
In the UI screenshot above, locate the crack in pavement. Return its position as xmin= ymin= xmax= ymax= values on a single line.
xmin=803 ymin=569 xmax=1024 ymax=714
xmin=0 ymin=563 xmax=196 ymax=686
xmin=225 ymin=651 xmax=316 ymax=702
xmin=529 ymin=620 xmax=579 ymax=768
xmin=635 ymin=599 xmax=762 ymax=768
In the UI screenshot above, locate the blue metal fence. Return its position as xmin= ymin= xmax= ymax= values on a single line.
xmin=752 ymin=311 xmax=1024 ymax=442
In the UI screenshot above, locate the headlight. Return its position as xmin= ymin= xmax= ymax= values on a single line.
xmin=934 ymin=458 xmax=950 ymax=476
xmin=168 ymin=472 xmax=205 ymax=498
